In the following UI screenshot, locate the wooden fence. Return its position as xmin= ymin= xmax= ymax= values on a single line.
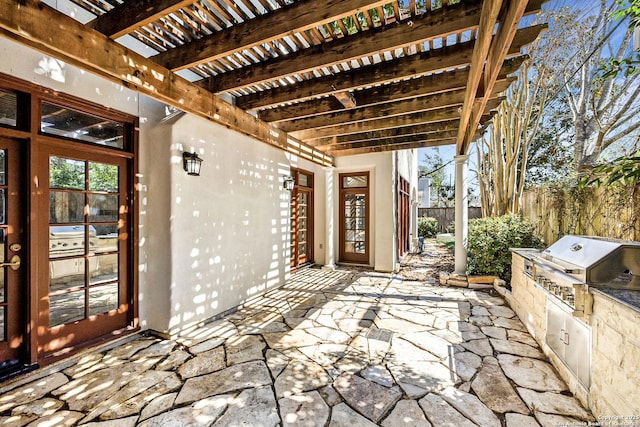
xmin=419 ymin=207 xmax=482 ymax=233
xmin=521 ymin=185 xmax=640 ymax=245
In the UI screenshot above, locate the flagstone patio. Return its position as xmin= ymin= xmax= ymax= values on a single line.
xmin=0 ymin=242 xmax=594 ymax=426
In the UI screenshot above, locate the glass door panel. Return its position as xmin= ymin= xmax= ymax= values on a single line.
xmin=339 ymin=172 xmax=369 ymax=264
xmin=289 ymin=170 xmax=313 ymax=268
xmin=37 ymin=141 xmax=130 ymax=357
xmin=47 ymin=157 xmax=121 ymax=328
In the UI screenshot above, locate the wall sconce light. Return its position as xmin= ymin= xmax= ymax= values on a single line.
xmin=283 ymin=175 xmax=295 ymax=191
xmin=183 ymin=152 xmax=203 ymax=176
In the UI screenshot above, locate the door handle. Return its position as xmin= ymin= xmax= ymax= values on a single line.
xmin=0 ymin=255 xmax=21 ymax=271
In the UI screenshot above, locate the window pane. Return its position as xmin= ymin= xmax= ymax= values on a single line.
xmin=41 ymin=102 xmax=124 ymax=148
xmin=0 ymin=90 xmax=17 ymax=127
xmin=49 ymin=258 xmax=85 ymax=292
xmin=94 ymin=225 xmax=118 ymax=253
xmin=342 ymin=175 xmax=367 ymax=188
xmin=0 ymin=189 xmax=4 ymax=225
xmin=49 ymin=226 xmax=85 ymax=258
xmin=89 ymin=162 xmax=118 ymax=192
xmin=0 ymin=307 xmax=4 ymax=341
xmin=89 ymin=194 xmax=118 ymax=222
xmin=0 ymin=241 xmax=4 ymax=303
xmin=50 ymin=191 xmax=84 ymax=223
xmin=89 ymin=282 xmax=118 ymax=316
xmin=50 ymin=156 xmax=85 ymax=190
xmin=0 ymin=149 xmax=5 ymax=185
xmin=50 ymin=291 xmax=85 ymax=327
xmin=298 ymin=174 xmax=309 ymax=187
xmin=90 ymin=254 xmax=118 ymax=285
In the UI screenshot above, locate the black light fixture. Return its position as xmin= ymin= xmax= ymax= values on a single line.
xmin=283 ymin=175 xmax=295 ymax=191
xmin=183 ymin=152 xmax=203 ymax=176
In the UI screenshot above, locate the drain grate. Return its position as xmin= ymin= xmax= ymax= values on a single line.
xmin=366 ymin=328 xmax=394 ymax=343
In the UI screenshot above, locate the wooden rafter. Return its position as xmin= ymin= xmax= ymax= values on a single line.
xmin=153 ymin=0 xmax=393 ymax=71
xmin=455 ymin=0 xmax=532 ymax=154
xmin=89 ymin=0 xmax=196 ymax=39
xmin=308 ymin=120 xmax=462 ymax=146
xmin=236 ymin=24 xmax=544 ymax=110
xmin=202 ymin=0 xmax=487 ymax=93
xmin=259 ymin=57 xmax=524 ymax=123
xmin=0 ymin=0 xmax=332 ymax=167
xmin=1 ymin=0 xmax=546 ymax=157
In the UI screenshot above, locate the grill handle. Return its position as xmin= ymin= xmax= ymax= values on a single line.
xmin=535 ymin=257 xmax=581 ymax=274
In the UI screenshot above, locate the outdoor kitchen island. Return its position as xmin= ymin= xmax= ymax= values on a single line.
xmin=508 ymin=236 xmax=640 ymax=418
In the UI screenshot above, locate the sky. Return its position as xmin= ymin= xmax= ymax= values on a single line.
xmin=417 ymin=0 xmax=634 ymax=200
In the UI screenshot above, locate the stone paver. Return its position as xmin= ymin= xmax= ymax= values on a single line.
xmin=0 ymin=242 xmax=593 ymax=426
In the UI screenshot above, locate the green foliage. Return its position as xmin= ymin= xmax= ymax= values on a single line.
xmin=418 ymin=151 xmax=454 ymax=207
xmin=418 ymin=216 xmax=438 ymax=238
xmin=579 ymin=150 xmax=640 ymax=188
xmin=467 ymin=215 xmax=543 ymax=282
xmin=599 ymin=0 xmax=640 ymax=79
xmin=49 ymin=157 xmax=84 ymax=189
xmin=447 ymin=221 xmax=455 ymax=234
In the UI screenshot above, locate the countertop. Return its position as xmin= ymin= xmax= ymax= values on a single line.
xmin=592 ymin=287 xmax=640 ymax=312
xmin=510 ymin=248 xmax=542 ymax=260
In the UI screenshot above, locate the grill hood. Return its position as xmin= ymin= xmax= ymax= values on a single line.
xmin=535 ymin=235 xmax=640 ymax=288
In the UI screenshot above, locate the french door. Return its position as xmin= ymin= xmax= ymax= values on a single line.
xmin=396 ymin=175 xmax=410 ymax=258
xmin=290 ymin=169 xmax=313 ymax=268
xmin=0 ymin=138 xmax=26 ymax=365
xmin=339 ymin=172 xmax=369 ymax=264
xmin=35 ymin=141 xmax=132 ymax=357
xmin=0 ymin=74 xmax=137 ymax=364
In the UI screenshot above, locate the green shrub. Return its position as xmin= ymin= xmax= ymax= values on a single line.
xmin=467 ymin=214 xmax=542 ymax=282
xmin=418 ymin=216 xmax=438 ymax=237
xmin=446 ymin=221 xmax=455 ymax=234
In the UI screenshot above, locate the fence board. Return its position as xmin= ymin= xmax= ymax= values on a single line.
xmin=419 ymin=207 xmax=482 ymax=232
xmin=521 ymin=186 xmax=640 ymax=245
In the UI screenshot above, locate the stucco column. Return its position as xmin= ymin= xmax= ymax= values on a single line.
xmin=454 ymin=154 xmax=469 ymax=275
xmin=323 ymin=167 xmax=336 ymax=269
xmin=412 ymin=199 xmax=419 ymax=252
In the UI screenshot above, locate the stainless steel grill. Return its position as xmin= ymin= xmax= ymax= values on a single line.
xmin=532 ymin=235 xmax=640 ymax=313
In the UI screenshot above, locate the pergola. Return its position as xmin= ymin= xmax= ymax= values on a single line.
xmin=0 ymin=0 xmax=545 ymax=272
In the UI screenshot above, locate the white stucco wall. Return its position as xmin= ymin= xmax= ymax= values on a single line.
xmin=0 ymin=35 xmax=328 ymax=336
xmin=334 ymin=150 xmax=418 ymax=272
xmin=334 ymin=153 xmax=392 ymax=271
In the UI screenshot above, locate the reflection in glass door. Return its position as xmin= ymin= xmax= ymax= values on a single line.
xmin=339 ymin=172 xmax=369 ymax=264
xmin=0 ymin=138 xmax=25 ymax=365
xmin=38 ymin=143 xmax=131 ymax=356
xmin=48 ymin=156 xmax=120 ymax=327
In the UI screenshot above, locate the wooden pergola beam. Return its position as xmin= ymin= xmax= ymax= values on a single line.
xmin=235 ymin=24 xmax=545 ymax=110
xmin=203 ymin=0 xmax=487 ymax=93
xmin=454 ymin=0 xmax=503 ymax=155
xmin=279 ymin=76 xmax=511 ymax=134
xmin=0 ymin=0 xmax=332 ymax=167
xmin=456 ymin=0 xmax=532 ymax=154
xmin=260 ymin=60 xmax=521 ymax=123
xmin=308 ymin=120 xmax=461 ymax=146
xmin=290 ymin=106 xmax=462 ymax=140
xmin=466 ymin=0 xmax=532 ymax=152
xmin=88 ymin=0 xmax=195 ymax=39
xmin=277 ymin=88 xmax=468 ymax=133
xmin=318 ymin=130 xmax=459 ymax=151
xmin=153 ymin=0 xmax=392 ymax=71
xmin=291 ymin=97 xmax=504 ymax=141
xmin=330 ymin=137 xmax=458 ymax=156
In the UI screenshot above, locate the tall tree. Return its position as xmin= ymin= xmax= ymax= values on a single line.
xmin=562 ymin=0 xmax=640 ymax=167
xmin=475 ymin=21 xmax=553 ymax=216
xmin=419 ymin=151 xmax=454 ymax=207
